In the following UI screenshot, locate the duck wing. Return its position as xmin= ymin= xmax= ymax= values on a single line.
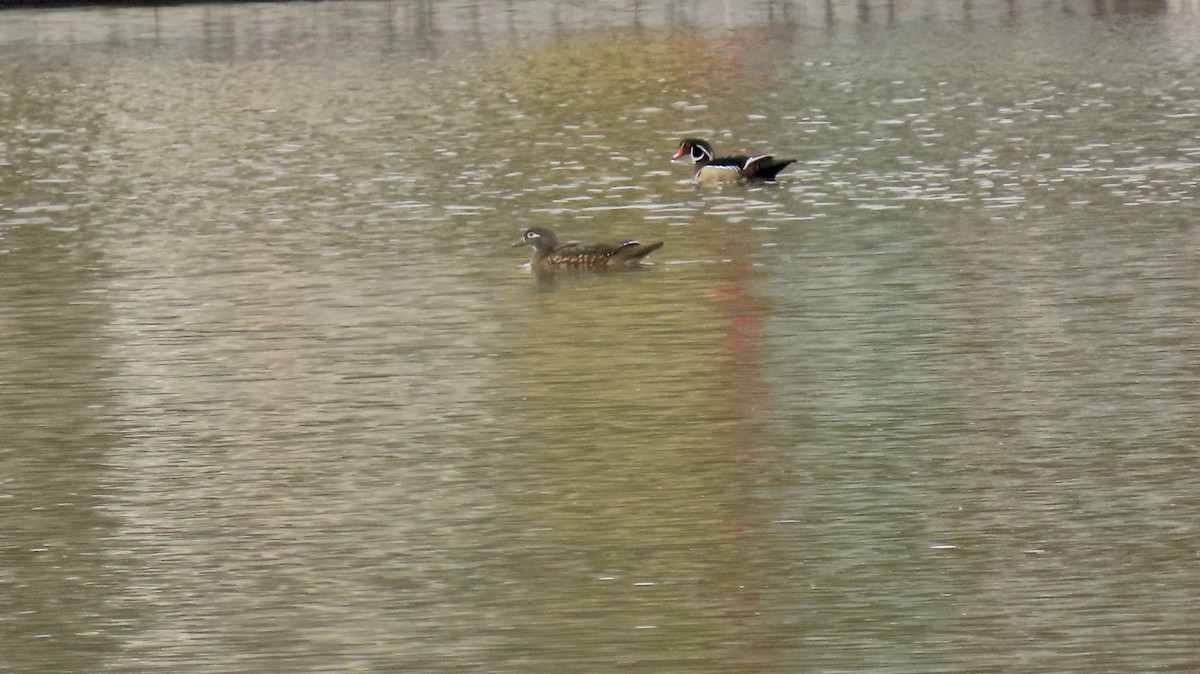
xmin=612 ymin=239 xmax=663 ymax=262
xmin=741 ymin=154 xmax=796 ymax=180
xmin=711 ymin=155 xmax=755 ymax=170
xmin=545 ymin=239 xmax=662 ymax=267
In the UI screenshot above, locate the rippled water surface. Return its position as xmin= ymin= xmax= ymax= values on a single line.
xmin=3 ymin=1 xmax=1200 ymax=672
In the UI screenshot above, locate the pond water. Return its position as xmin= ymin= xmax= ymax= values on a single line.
xmin=2 ymin=1 xmax=1199 ymax=672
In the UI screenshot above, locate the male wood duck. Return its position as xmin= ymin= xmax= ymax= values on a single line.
xmin=513 ymin=227 xmax=663 ymax=272
xmin=672 ymin=138 xmax=796 ymax=184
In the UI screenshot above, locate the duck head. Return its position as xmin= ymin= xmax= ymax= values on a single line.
xmin=672 ymin=138 xmax=715 ymax=163
xmin=513 ymin=227 xmax=560 ymax=252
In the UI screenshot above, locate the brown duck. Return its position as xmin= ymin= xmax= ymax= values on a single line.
xmin=513 ymin=228 xmax=663 ymax=272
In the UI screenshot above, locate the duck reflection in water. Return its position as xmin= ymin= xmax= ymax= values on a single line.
xmin=512 ymin=227 xmax=663 ymax=279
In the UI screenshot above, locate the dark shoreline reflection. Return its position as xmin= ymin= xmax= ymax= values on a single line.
xmin=0 ymin=0 xmax=1181 ymax=62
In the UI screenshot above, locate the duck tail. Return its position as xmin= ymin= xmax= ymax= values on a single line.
xmin=757 ymin=158 xmax=796 ymax=181
xmin=628 ymin=241 xmax=664 ymax=259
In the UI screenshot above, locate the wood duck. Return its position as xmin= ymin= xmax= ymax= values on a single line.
xmin=672 ymin=138 xmax=796 ymax=184
xmin=513 ymin=227 xmax=663 ymax=272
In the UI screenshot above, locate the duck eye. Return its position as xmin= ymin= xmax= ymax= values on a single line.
xmin=526 ymin=231 xmax=540 ymax=239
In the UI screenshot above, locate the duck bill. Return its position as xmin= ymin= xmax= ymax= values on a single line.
xmin=671 ymin=147 xmax=686 ymax=160
xmin=512 ymin=238 xmax=527 ymax=247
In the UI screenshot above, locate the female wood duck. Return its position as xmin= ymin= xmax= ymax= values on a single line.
xmin=672 ymin=138 xmax=796 ymax=184
xmin=513 ymin=227 xmax=663 ymax=272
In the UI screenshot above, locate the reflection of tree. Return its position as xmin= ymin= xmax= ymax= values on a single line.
xmin=0 ymin=233 xmax=124 ymax=672
xmin=478 ymin=20 xmax=798 ymax=666
xmin=0 ymin=70 xmax=104 ymax=218
xmin=493 ymin=270 xmax=780 ymax=670
xmin=0 ymin=175 xmax=121 ymax=674
xmin=497 ymin=28 xmax=731 ymax=133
